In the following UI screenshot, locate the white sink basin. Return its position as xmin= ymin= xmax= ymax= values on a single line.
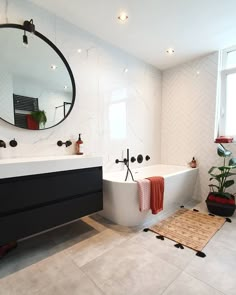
xmin=0 ymin=155 xmax=103 ymax=179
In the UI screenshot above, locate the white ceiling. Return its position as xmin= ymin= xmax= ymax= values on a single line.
xmin=29 ymin=0 xmax=236 ymax=70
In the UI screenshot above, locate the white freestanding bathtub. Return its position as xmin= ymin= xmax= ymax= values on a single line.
xmin=100 ymin=164 xmax=198 ymax=227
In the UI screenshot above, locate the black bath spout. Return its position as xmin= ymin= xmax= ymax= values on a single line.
xmin=115 ymin=148 xmax=134 ymax=181
xmin=0 ymin=140 xmax=6 ymax=148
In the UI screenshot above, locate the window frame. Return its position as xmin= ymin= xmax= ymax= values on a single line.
xmin=218 ymin=46 xmax=236 ymax=138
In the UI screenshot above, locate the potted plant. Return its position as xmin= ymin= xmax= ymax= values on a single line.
xmin=206 ymin=144 xmax=236 ymax=216
xmin=30 ymin=110 xmax=47 ymax=127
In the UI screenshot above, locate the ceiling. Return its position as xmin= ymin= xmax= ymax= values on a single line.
xmin=29 ymin=0 xmax=236 ymax=70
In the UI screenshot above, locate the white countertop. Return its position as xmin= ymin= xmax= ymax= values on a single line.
xmin=0 ymin=155 xmax=103 ymax=179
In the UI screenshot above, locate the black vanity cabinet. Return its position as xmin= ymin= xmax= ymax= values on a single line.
xmin=0 ymin=166 xmax=103 ymax=245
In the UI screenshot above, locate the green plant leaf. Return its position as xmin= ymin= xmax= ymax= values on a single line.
xmin=229 ymin=158 xmax=236 ymax=166
xmin=208 ymin=184 xmax=219 ymax=189
xmin=209 ymin=173 xmax=227 ymax=180
xmin=223 ymin=180 xmax=235 ymax=188
xmin=208 ymin=167 xmax=218 ymax=174
xmin=31 ymin=110 xmax=47 ymax=126
xmin=217 ymin=144 xmax=232 ymax=157
xmin=218 ymin=166 xmax=226 ymax=171
xmin=226 ymin=172 xmax=236 ymax=176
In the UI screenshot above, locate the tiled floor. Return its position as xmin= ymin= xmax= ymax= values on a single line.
xmin=0 ymin=201 xmax=235 ymax=295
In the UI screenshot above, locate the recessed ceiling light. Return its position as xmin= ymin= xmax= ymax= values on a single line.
xmin=64 ymin=85 xmax=68 ymax=90
xmin=124 ymin=68 xmax=128 ymax=73
xmin=118 ymin=12 xmax=128 ymax=23
xmin=51 ymin=64 xmax=57 ymax=70
xmin=77 ymin=48 xmax=82 ymax=53
xmin=196 ymin=71 xmax=200 ymax=75
xmin=166 ymin=48 xmax=175 ymax=55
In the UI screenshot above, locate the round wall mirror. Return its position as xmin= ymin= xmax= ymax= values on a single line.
xmin=0 ymin=22 xmax=76 ymax=130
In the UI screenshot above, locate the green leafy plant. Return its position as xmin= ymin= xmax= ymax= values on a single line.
xmin=31 ymin=110 xmax=47 ymax=127
xmin=208 ymin=144 xmax=236 ymax=199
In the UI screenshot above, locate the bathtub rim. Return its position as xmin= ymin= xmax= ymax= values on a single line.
xmin=103 ymin=164 xmax=198 ymax=184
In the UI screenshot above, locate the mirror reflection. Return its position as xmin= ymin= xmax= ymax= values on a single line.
xmin=0 ymin=26 xmax=75 ymax=130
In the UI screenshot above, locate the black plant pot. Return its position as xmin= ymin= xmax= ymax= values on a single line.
xmin=206 ymin=193 xmax=236 ymax=217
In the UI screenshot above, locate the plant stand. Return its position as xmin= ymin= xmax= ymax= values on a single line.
xmin=206 ymin=193 xmax=235 ymax=217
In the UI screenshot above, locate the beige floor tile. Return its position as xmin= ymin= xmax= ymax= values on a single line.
xmin=81 ymin=215 xmax=108 ymax=232
xmin=2 ymin=202 xmax=235 ymax=295
xmin=36 ymin=250 xmax=84 ymax=282
xmin=0 ymin=262 xmax=51 ymax=295
xmin=185 ymin=240 xmax=236 ymax=295
xmin=48 ymin=219 xmax=98 ymax=250
xmin=209 ymin=220 xmax=236 ymax=252
xmin=162 ymin=272 xmax=224 ymax=295
xmin=34 ymin=271 xmax=104 ymax=295
xmin=82 ymin=239 xmax=181 ymax=295
xmin=68 ymin=229 xmax=128 ymax=267
xmin=130 ymin=230 xmax=195 ymax=270
xmin=0 ymin=233 xmax=57 ymax=279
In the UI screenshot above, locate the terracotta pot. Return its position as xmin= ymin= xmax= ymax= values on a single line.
xmin=206 ymin=192 xmax=235 ymax=217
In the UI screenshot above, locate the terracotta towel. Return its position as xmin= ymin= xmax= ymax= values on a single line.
xmin=146 ymin=176 xmax=164 ymax=214
xmin=136 ymin=179 xmax=151 ymax=212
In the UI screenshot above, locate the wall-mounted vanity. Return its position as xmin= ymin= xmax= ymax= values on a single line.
xmin=0 ymin=20 xmax=103 ymax=246
xmin=0 ymin=156 xmax=103 ymax=245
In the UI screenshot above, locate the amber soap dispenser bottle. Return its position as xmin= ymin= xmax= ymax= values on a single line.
xmin=75 ymin=134 xmax=83 ymax=155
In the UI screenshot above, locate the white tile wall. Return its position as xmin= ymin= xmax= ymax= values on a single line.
xmin=161 ymin=52 xmax=231 ymax=201
xmin=0 ymin=0 xmax=162 ymax=171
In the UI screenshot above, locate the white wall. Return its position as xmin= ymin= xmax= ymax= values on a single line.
xmin=161 ymin=52 xmax=236 ymax=201
xmin=0 ymin=0 xmax=162 ymax=171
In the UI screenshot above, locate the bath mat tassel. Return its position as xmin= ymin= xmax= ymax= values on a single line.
xmin=156 ymin=235 xmax=164 ymax=240
xmin=174 ymin=243 xmax=184 ymax=249
xmin=196 ymin=251 xmax=206 ymax=258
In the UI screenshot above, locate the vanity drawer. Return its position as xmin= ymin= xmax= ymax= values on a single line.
xmin=0 ymin=192 xmax=103 ymax=245
xmin=0 ymin=167 xmax=102 ymax=215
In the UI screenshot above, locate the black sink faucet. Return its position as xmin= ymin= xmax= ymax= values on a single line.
xmin=0 ymin=140 xmax=6 ymax=148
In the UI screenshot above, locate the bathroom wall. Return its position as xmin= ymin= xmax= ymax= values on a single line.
xmin=161 ymin=52 xmax=236 ymax=201
xmin=0 ymin=0 xmax=162 ymax=171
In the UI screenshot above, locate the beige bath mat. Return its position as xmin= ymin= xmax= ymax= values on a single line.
xmin=147 ymin=208 xmax=226 ymax=256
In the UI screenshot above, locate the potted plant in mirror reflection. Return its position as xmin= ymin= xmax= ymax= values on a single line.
xmin=30 ymin=110 xmax=47 ymax=128
xmin=206 ymin=144 xmax=236 ymax=216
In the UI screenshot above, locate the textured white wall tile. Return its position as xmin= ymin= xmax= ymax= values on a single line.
xmin=161 ymin=53 xmax=222 ymax=201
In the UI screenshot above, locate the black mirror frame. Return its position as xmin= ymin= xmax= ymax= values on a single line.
xmin=0 ymin=23 xmax=76 ymax=130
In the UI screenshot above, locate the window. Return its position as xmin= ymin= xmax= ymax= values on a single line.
xmin=218 ymin=46 xmax=236 ymax=138
xmin=109 ymin=101 xmax=126 ymax=140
